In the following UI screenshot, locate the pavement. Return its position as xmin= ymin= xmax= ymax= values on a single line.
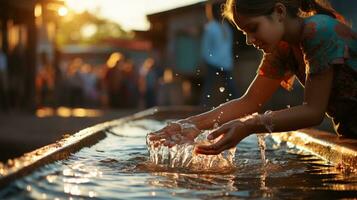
xmin=0 ymin=108 xmax=138 ymax=162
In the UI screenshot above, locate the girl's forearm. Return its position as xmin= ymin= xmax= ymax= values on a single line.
xmin=186 ymin=97 xmax=261 ymax=130
xmin=245 ymin=104 xmax=325 ymax=134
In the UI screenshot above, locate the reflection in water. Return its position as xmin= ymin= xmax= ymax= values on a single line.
xmin=147 ymin=172 xmax=236 ymax=192
xmin=0 ymin=119 xmax=356 ymax=199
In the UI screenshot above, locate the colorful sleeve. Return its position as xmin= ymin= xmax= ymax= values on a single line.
xmin=301 ymin=15 xmax=348 ymax=75
xmin=257 ymin=42 xmax=295 ymax=91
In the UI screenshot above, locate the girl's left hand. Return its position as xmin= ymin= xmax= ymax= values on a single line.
xmin=195 ymin=119 xmax=251 ymax=155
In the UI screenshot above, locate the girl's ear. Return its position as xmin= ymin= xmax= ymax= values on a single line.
xmin=273 ymin=2 xmax=287 ymax=22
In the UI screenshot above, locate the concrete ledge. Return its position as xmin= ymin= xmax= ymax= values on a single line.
xmin=271 ymin=129 xmax=357 ymax=170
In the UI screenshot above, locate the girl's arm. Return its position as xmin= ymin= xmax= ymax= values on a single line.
xmin=246 ymin=67 xmax=333 ymax=133
xmin=196 ymin=67 xmax=334 ymax=155
xmin=186 ymin=74 xmax=282 ymax=130
xmin=148 ymin=73 xmax=281 ymax=145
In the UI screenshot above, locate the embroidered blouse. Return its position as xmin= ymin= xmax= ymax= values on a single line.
xmin=257 ymin=14 xmax=357 ymax=136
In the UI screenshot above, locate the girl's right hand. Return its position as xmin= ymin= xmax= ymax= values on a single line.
xmin=147 ymin=120 xmax=201 ymax=147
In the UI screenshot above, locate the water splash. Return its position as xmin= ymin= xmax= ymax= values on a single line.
xmin=219 ymin=87 xmax=225 ymax=93
xmin=146 ymin=131 xmax=236 ymax=171
xmin=256 ymin=111 xmax=275 ymax=166
xmin=257 ymin=134 xmax=268 ymax=165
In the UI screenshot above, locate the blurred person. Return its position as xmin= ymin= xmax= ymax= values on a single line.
xmin=121 ymin=58 xmax=139 ymax=108
xmin=201 ymin=0 xmax=238 ymax=107
xmin=35 ymin=52 xmax=55 ymax=108
xmin=80 ymin=64 xmax=99 ymax=107
xmin=0 ymin=49 xmax=9 ymax=111
xmin=104 ymin=52 xmax=125 ymax=108
xmin=64 ymin=58 xmax=84 ymax=107
xmin=138 ymin=57 xmax=158 ymax=108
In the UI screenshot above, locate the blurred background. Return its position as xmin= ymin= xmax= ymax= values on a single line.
xmin=0 ymin=0 xmax=356 ymax=161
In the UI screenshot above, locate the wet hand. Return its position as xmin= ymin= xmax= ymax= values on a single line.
xmin=148 ymin=121 xmax=201 ymax=147
xmin=195 ymin=119 xmax=251 ymax=155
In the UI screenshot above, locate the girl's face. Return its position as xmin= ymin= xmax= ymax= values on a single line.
xmin=234 ymin=11 xmax=285 ymax=53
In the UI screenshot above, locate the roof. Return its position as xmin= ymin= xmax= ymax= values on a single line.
xmin=147 ymin=1 xmax=206 ymax=18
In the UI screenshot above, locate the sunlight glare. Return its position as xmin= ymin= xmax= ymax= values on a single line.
xmin=65 ymin=0 xmax=98 ymax=13
xmin=58 ymin=6 xmax=68 ymax=17
xmin=81 ymin=24 xmax=97 ymax=38
xmin=34 ymin=4 xmax=42 ymax=17
xmin=64 ymin=0 xmax=204 ymax=31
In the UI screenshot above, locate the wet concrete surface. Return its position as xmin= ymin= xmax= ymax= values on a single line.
xmin=0 ymin=109 xmax=138 ymax=162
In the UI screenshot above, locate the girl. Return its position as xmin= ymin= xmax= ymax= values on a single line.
xmin=149 ymin=0 xmax=357 ymax=155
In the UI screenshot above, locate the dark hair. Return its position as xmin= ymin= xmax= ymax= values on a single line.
xmin=206 ymin=1 xmax=225 ymax=21
xmin=212 ymin=2 xmax=224 ymax=20
xmin=223 ymin=0 xmax=346 ymax=24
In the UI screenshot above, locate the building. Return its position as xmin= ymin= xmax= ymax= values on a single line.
xmin=0 ymin=0 xmax=65 ymax=110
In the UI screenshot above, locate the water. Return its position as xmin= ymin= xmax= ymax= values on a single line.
xmin=257 ymin=134 xmax=268 ymax=165
xmin=146 ymin=130 xmax=236 ymax=172
xmin=1 ymin=119 xmax=356 ymax=199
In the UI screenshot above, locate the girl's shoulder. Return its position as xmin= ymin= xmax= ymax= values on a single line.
xmin=304 ymin=14 xmax=338 ymax=25
xmin=302 ymin=14 xmax=340 ymax=40
xmin=301 ymin=15 xmax=357 ymax=75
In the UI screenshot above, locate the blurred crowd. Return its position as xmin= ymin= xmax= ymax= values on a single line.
xmin=35 ymin=52 xmax=164 ymax=110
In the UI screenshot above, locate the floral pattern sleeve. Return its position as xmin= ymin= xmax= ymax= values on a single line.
xmin=257 ymin=42 xmax=295 ymax=90
xmin=301 ymin=15 xmax=350 ymax=75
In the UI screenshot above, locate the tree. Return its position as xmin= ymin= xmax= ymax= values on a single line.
xmin=56 ymin=11 xmax=133 ymax=46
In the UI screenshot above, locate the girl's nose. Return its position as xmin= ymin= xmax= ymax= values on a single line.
xmin=246 ymin=34 xmax=256 ymax=45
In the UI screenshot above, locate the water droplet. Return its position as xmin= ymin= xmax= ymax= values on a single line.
xmin=220 ymin=67 xmax=224 ymax=71
xmin=216 ymin=72 xmax=219 ymax=75
xmin=229 ymin=93 xmax=232 ymax=97
xmin=229 ymin=76 xmax=233 ymax=80
xmin=287 ymin=105 xmax=291 ymax=108
xmin=226 ymin=98 xmax=229 ymax=102
xmin=175 ymin=73 xmax=178 ymax=76
xmin=235 ymin=55 xmax=239 ymax=58
xmin=197 ymin=83 xmax=201 ymax=86
xmin=209 ymin=53 xmax=212 ymax=57
xmin=206 ymin=94 xmax=210 ymax=98
xmin=89 ymin=191 xmax=96 ymax=198
xmin=219 ymin=87 xmax=225 ymax=92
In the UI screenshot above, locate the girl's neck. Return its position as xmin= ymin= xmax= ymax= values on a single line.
xmin=282 ymin=17 xmax=304 ymax=46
